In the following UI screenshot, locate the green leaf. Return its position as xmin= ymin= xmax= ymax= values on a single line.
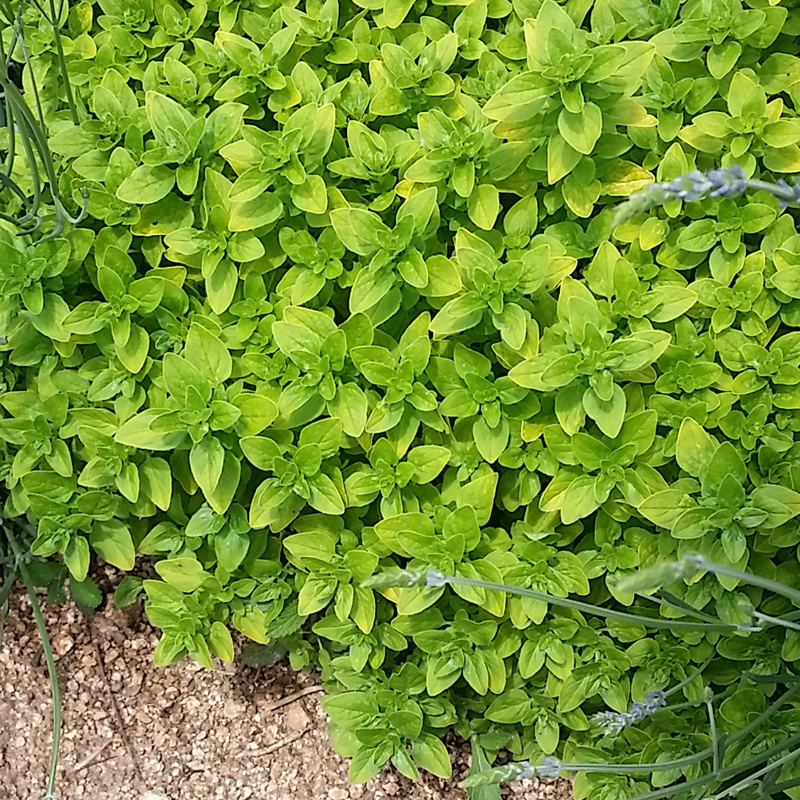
xmin=639 ymin=490 xmax=696 ymax=529
xmin=583 ymin=384 xmax=626 ymax=438
xmin=291 ymin=174 xmax=328 ymax=214
xmin=63 ymin=536 xmax=90 ymax=582
xmin=329 ymin=383 xmax=368 ymax=438
xmin=772 ymin=267 xmax=800 ymax=298
xmin=468 ymin=184 xmax=500 ymax=231
xmin=206 ymin=452 xmax=241 ymax=516
xmin=203 ymin=103 xmax=246 ymax=151
xmin=115 ymin=411 xmax=185 ymax=451
xmin=89 ymin=520 xmax=135 ymax=571
xmin=115 ymin=576 xmax=145 ymax=608
xmin=349 ymin=748 xmax=387 ymax=784
xmin=330 ymin=208 xmax=391 ymax=256
xmin=299 ymin=417 xmax=342 ymax=457
xmin=155 ymin=558 xmax=207 ymax=592
xmin=558 ymin=103 xmax=603 ymax=155
xmin=233 ymin=393 xmax=278 ymax=436
xmin=676 ymin=418 xmax=717 ymax=478
xmin=190 ymin=436 xmax=225 ymax=499
xmin=430 ymin=294 xmax=485 ymax=337
xmin=548 ymin=133 xmax=582 ymax=182
xmin=411 ymin=733 xmax=452 ymax=779
xmin=702 ymin=442 xmax=746 ymax=498
xmin=229 ymin=194 xmax=284 ymax=232
xmin=185 ymin=324 xmax=232 ymax=384
xmin=139 ymin=457 xmax=172 ymax=512
xmin=146 ymin=91 xmax=194 ymax=147
xmin=69 ymin=578 xmax=103 ymax=614
xmin=116 ymin=165 xmax=176 ymax=205
xmin=250 ymin=479 xmax=293 ymax=529
xmin=473 ymin=417 xmax=509 ymax=463
xmin=408 ymin=445 xmax=451 ymax=483
xmin=558 ymin=673 xmax=588 ymax=713
xmin=384 ymin=0 xmax=415 ymax=27
xmin=214 ymin=526 xmax=250 ymax=572
xmin=308 ymin=473 xmax=346 ymax=515
xmin=208 ymin=621 xmax=235 ymax=662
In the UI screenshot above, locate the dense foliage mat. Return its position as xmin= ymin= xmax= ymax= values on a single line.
xmin=5 ymin=0 xmax=800 ymax=797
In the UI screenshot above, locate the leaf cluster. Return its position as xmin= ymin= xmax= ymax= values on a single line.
xmin=4 ymin=0 xmax=800 ymax=796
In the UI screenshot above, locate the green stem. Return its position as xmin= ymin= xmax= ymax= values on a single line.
xmin=744 ymin=671 xmax=800 ymax=685
xmin=652 ymin=590 xmax=721 ymax=623
xmin=687 ymin=555 xmax=800 ymax=605
xmin=708 ymin=745 xmax=800 ymax=800
xmin=557 ymin=689 xmax=800 ymax=779
xmin=753 ymin=610 xmax=800 ymax=632
xmin=47 ymin=0 xmax=80 ymax=125
xmin=707 ymin=700 xmax=720 ymax=777
xmin=436 ymin=573 xmax=749 ymax=633
xmin=664 ymin=652 xmax=714 ymax=698
xmin=728 ymin=686 xmax=800 ymax=745
xmin=769 ymin=776 xmax=800 ymax=794
xmin=622 ymin=730 xmax=800 ymax=800
xmin=4 ymin=523 xmax=61 ymax=800
xmin=745 ymin=178 xmax=797 ymax=203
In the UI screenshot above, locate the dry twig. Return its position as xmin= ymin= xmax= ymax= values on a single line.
xmin=237 ymin=728 xmax=310 ymax=758
xmin=87 ymin=623 xmax=145 ymax=786
xmin=73 ymin=740 xmax=114 ymax=773
xmin=258 ymin=685 xmax=323 ymax=714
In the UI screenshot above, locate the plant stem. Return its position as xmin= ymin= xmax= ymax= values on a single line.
xmin=436 ymin=573 xmax=750 ymax=633
xmin=664 ymin=652 xmax=714 ymax=698
xmin=707 ymin=699 xmax=720 ymax=777
xmin=752 ymin=610 xmax=800 ymax=632
xmin=686 ymin=555 xmax=800 ymax=605
xmin=707 ymin=745 xmax=800 ymax=800
xmin=618 ymin=730 xmax=800 ymax=800
xmin=4 ymin=522 xmax=61 ymax=800
xmin=745 ymin=178 xmax=797 ymax=202
xmin=727 ymin=686 xmax=800 ymax=745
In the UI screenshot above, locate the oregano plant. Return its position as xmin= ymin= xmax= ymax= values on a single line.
xmin=4 ymin=1 xmax=800 ymax=798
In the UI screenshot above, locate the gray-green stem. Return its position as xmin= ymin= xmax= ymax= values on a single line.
xmin=4 ymin=523 xmax=61 ymax=800
xmin=433 ymin=573 xmax=754 ymax=633
xmin=686 ymin=555 xmax=800 ymax=605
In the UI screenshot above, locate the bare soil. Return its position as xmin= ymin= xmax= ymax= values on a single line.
xmin=0 ymin=574 xmax=572 ymax=800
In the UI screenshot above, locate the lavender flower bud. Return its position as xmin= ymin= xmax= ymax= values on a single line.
xmin=707 ymin=166 xmax=748 ymax=198
xmin=615 ymin=560 xmax=696 ymax=593
xmin=612 ymin=166 xmax=747 ymax=227
xmin=360 ymin=569 xmax=452 ymax=589
xmin=360 ymin=570 xmax=428 ymax=589
xmin=460 ymin=758 xmax=563 ymax=788
xmin=592 ymin=691 xmax=667 ymax=735
xmin=776 ymin=178 xmax=800 ymax=209
xmin=681 ymin=553 xmax=708 ymax=572
xmin=426 ymin=569 xmax=449 ymax=587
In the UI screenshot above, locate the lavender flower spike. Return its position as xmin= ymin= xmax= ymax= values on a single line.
xmin=612 ymin=165 xmax=800 ymax=227
xmin=776 ymin=178 xmax=800 ymax=209
xmin=612 ymin=166 xmax=748 ymax=227
xmin=592 ymin=690 xmax=668 ymax=735
xmin=460 ymin=758 xmax=563 ymax=788
xmin=360 ymin=569 xmax=450 ymax=590
xmin=360 ymin=569 xmax=427 ymax=589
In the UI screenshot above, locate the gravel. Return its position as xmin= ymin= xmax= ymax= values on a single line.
xmin=0 ymin=577 xmax=572 ymax=800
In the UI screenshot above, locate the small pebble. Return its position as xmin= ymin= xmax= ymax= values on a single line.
xmin=283 ymin=702 xmax=311 ymax=732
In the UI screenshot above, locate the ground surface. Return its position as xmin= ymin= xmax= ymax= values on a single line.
xmin=0 ymin=573 xmax=571 ymax=800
